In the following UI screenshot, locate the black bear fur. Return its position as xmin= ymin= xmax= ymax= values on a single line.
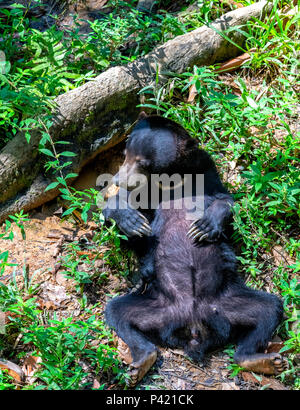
xmin=103 ymin=114 xmax=284 ymax=378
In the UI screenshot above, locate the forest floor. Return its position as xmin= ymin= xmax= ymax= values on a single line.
xmin=0 ymin=194 xmax=291 ymax=391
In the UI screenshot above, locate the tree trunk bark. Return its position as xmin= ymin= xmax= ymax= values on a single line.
xmin=0 ymin=1 xmax=272 ymax=223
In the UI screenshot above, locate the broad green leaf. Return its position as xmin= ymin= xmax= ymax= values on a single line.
xmin=59 ymin=151 xmax=77 ymax=157
xmin=39 ymin=148 xmax=55 ymax=158
xmin=45 ymin=181 xmax=60 ymax=192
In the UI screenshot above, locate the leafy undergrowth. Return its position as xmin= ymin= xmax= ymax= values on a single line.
xmin=0 ymin=0 xmax=228 ymax=148
xmin=0 ymin=210 xmax=132 ymax=389
xmin=0 ymin=0 xmax=299 ymax=390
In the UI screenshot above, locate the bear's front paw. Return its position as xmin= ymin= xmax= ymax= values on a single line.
xmin=187 ymin=215 xmax=222 ymax=243
xmin=140 ymin=265 xmax=155 ymax=283
xmin=119 ymin=210 xmax=152 ymax=238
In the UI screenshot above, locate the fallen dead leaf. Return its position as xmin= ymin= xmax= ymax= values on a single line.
xmin=37 ymin=299 xmax=56 ymax=310
xmin=87 ymin=221 xmax=99 ymax=231
xmin=53 ymin=207 xmax=64 ymax=216
xmin=266 ymin=341 xmax=294 ymax=355
xmin=75 ymin=250 xmax=103 ymax=258
xmin=187 ymin=83 xmax=197 ymax=103
xmin=241 ymin=372 xmax=288 ymax=390
xmin=22 ymin=354 xmax=42 ymax=385
xmin=117 ymin=337 xmax=133 ymax=365
xmin=265 ymin=341 xmax=285 ymax=354
xmin=215 ymin=52 xmax=251 ymax=73
xmin=177 ymin=378 xmax=186 ymax=389
xmin=221 ymin=381 xmax=240 ymax=390
xmin=94 ymin=0 xmax=108 ymax=7
xmin=169 ymin=348 xmax=185 ymax=356
xmin=47 ymin=230 xmax=63 ymax=240
xmin=56 ymin=271 xmax=75 ymax=288
xmin=39 ymin=283 xmax=71 ymax=307
xmin=220 ymin=0 xmax=244 ymax=8
xmin=271 ymin=246 xmax=294 ymax=267
xmin=93 ymin=378 xmax=101 ymax=389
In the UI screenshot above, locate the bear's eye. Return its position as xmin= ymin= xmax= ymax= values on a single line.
xmin=137 ymin=158 xmax=150 ymax=168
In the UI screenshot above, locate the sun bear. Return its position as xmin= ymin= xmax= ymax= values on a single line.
xmin=103 ymin=113 xmax=285 ymax=386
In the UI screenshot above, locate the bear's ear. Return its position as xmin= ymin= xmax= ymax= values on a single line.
xmin=138 ymin=111 xmax=148 ymax=120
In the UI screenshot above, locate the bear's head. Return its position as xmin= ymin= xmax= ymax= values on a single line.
xmin=113 ymin=112 xmax=197 ymax=190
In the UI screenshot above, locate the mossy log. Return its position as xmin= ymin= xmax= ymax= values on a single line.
xmin=0 ymin=1 xmax=272 ymax=222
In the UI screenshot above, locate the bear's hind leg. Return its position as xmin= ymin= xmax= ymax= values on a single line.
xmin=223 ymin=288 xmax=287 ymax=375
xmin=105 ymin=294 xmax=158 ymax=386
xmin=106 ymin=292 xmax=185 ymax=385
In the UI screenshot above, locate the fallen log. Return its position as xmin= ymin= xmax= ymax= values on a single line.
xmin=0 ymin=1 xmax=273 ymax=223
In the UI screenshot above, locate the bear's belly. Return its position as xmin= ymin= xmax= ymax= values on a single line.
xmin=154 ymin=206 xmax=227 ymax=299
